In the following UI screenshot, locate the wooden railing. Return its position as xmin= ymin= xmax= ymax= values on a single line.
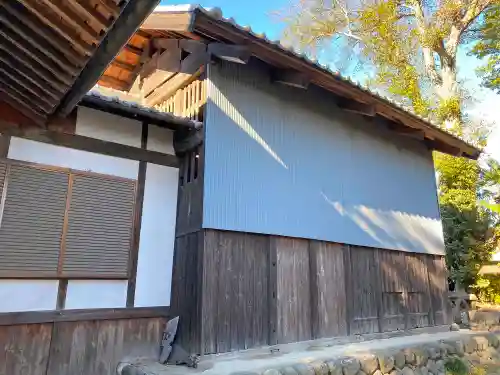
xmin=155 ymin=79 xmax=206 ymax=122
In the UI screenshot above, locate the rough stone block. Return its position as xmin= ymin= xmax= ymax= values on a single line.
xmin=473 ymin=336 xmax=489 ymax=351
xmin=389 ymin=369 xmax=403 ymax=375
xmin=427 ymin=346 xmax=441 ymax=360
xmin=327 ymin=360 xmax=343 ymax=375
xmin=281 ymin=367 xmax=300 ymax=375
xmin=426 ymin=359 xmax=437 ymax=374
xmin=443 ymin=340 xmax=465 ymax=357
xmin=464 ymin=338 xmax=477 ymax=354
xmin=359 ymin=355 xmax=379 ymax=375
xmin=394 ymin=352 xmax=406 ymax=369
xmin=485 ymin=333 xmax=500 ymax=348
xmin=435 ymin=360 xmax=444 ymax=372
xmin=342 ymin=358 xmax=361 ymax=375
xmin=414 ymin=367 xmax=429 ymax=375
xmin=414 ymin=348 xmax=429 ymax=366
xmin=401 ymin=367 xmax=414 ymax=375
xmin=310 ymin=361 xmax=329 ymax=375
xmin=263 ymin=370 xmax=283 ymax=375
xmin=378 ymin=354 xmax=395 ymax=373
xmin=403 ymin=349 xmax=416 ymax=365
xmin=450 ymin=323 xmax=460 ymax=332
xmin=294 ymin=364 xmax=315 ymax=375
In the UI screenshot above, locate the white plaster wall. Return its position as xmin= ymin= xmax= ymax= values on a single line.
xmin=65 ymin=280 xmax=127 ymax=309
xmin=8 ymin=138 xmax=139 ymax=179
xmin=147 ymin=124 xmax=175 ymax=155
xmin=76 ymin=106 xmax=142 ymax=147
xmin=0 ymin=280 xmax=58 ymax=312
xmin=135 ymin=163 xmax=178 ymax=307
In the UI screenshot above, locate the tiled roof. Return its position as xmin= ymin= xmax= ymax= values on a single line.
xmin=154 ymin=4 xmax=480 ymax=156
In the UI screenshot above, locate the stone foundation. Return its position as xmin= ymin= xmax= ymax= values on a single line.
xmin=256 ymin=334 xmax=500 ymax=375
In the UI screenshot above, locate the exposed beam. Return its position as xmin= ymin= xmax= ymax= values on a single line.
xmin=145 ymin=51 xmax=206 ymax=106
xmin=140 ymin=12 xmax=193 ymax=31
xmin=208 ymin=43 xmax=250 ymax=64
xmin=0 ymin=91 xmax=45 ymax=125
xmin=0 ymin=75 xmax=53 ymax=113
xmin=0 ymin=64 xmax=59 ymax=108
xmin=15 ymin=0 xmax=93 ymax=55
xmin=0 ymin=28 xmax=73 ymax=86
xmin=174 ymin=128 xmax=204 ymax=155
xmin=387 ymin=122 xmax=426 ymax=140
xmin=112 ymin=60 xmax=136 ymax=72
xmin=271 ymin=68 xmax=310 ymax=89
xmin=56 ymin=0 xmax=163 ymax=117
xmin=0 ymin=12 xmax=80 ymax=76
xmin=337 ymin=98 xmax=376 ymax=117
xmin=37 ymin=0 xmax=102 ymax=43
xmin=0 ymin=1 xmax=85 ymax=67
xmin=1 ymin=128 xmax=180 ymax=168
xmin=67 ymin=0 xmax=114 ymax=30
xmin=0 ymin=47 xmax=66 ymax=94
xmin=97 ymin=75 xmax=130 ymax=90
xmin=95 ymin=0 xmax=121 ymax=18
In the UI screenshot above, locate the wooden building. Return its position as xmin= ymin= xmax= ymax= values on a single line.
xmin=0 ymin=4 xmax=483 ymax=373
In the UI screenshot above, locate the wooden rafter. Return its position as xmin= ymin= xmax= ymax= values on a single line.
xmin=0 ymin=46 xmax=67 ymax=93
xmin=0 ymin=2 xmax=85 ymax=67
xmin=0 ymin=65 xmax=59 ymax=107
xmin=0 ymin=88 xmax=46 ymax=124
xmin=272 ymin=68 xmax=310 ymax=89
xmin=0 ymin=31 xmax=72 ymax=87
xmin=15 ymin=0 xmax=93 ymax=55
xmin=0 ymin=74 xmax=54 ymax=113
xmin=0 ymin=12 xmax=80 ymax=76
xmin=94 ymin=0 xmax=121 ymax=18
xmin=0 ymin=62 xmax=59 ymax=101
xmin=337 ymin=98 xmax=376 ymax=117
xmin=67 ymin=0 xmax=113 ymax=30
xmin=37 ymin=0 xmax=102 ymax=43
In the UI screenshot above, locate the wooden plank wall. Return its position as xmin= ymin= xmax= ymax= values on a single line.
xmin=0 ymin=317 xmax=165 ymax=375
xmin=197 ymin=230 xmax=450 ymax=355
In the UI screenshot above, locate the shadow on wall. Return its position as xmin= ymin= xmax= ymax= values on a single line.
xmin=204 ymin=64 xmax=444 ymax=256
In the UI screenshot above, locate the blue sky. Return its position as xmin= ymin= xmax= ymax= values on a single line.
xmin=161 ymin=0 xmax=499 ymax=160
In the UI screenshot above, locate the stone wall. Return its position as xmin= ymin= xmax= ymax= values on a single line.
xmin=256 ymin=334 xmax=500 ymax=375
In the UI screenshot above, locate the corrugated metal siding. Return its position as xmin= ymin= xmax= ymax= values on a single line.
xmin=204 ymin=60 xmax=444 ymax=255
xmin=0 ymin=164 xmax=68 ymax=275
xmin=62 ymin=174 xmax=136 ymax=277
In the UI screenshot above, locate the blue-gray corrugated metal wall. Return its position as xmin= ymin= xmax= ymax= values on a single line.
xmin=204 ymin=60 xmax=444 ymax=255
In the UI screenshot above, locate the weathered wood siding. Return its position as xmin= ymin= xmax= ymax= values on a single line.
xmin=204 ymin=60 xmax=444 ymax=255
xmin=193 ymin=229 xmax=450 ymax=355
xmin=0 ymin=317 xmax=164 ymax=375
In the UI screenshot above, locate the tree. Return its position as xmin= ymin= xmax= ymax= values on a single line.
xmin=283 ymin=0 xmax=498 ymax=289
xmin=471 ymin=4 xmax=500 ymax=93
xmin=284 ymin=0 xmax=495 ymax=129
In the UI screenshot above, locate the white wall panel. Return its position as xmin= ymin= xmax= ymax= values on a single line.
xmin=65 ymin=280 xmax=127 ymax=309
xmin=0 ymin=280 xmax=58 ymax=312
xmin=147 ymin=125 xmax=175 ymax=155
xmin=135 ymin=163 xmax=178 ymax=307
xmin=204 ymin=61 xmax=445 ymax=255
xmin=76 ymin=107 xmax=142 ymax=147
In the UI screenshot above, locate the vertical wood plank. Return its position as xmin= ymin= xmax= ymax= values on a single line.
xmin=309 ymin=241 xmax=348 ymax=338
xmin=343 ymin=244 xmax=353 ymax=336
xmin=56 ymin=279 xmax=68 ymax=310
xmin=275 ymin=237 xmax=311 ymax=344
xmin=127 ymin=122 xmax=148 ymax=307
xmin=0 ymin=135 xmax=10 ymax=158
xmin=201 ymin=229 xmax=219 ymax=354
xmin=0 ymin=323 xmax=52 ymax=375
xmin=427 ymin=255 xmax=449 ymax=326
xmin=405 ymin=253 xmax=431 ymax=329
xmin=268 ymin=236 xmax=278 ymax=346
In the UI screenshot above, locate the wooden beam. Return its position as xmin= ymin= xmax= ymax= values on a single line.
xmin=0 ymin=92 xmax=45 ymax=125
xmin=208 ymin=43 xmax=250 ymax=64
xmin=15 ymin=0 xmax=93 ymax=55
xmin=127 ymin=122 xmax=148 ymax=307
xmin=0 ymin=28 xmax=73 ymax=85
xmin=56 ymin=279 xmax=68 ymax=310
xmin=387 ymin=122 xmax=426 ymax=140
xmin=0 ymin=11 xmax=80 ymax=76
xmin=174 ymin=128 xmax=204 ymax=155
xmin=0 ymin=74 xmax=54 ymax=113
xmin=56 ymin=0 xmax=162 ymax=117
xmin=67 ymin=0 xmax=114 ymax=30
xmin=0 ymin=1 xmax=85 ymax=66
xmin=0 ymin=48 xmax=66 ymax=94
xmin=146 ymin=52 xmax=206 ymax=106
xmin=271 ymin=68 xmax=310 ymax=89
xmin=111 ymin=59 xmax=136 ymax=72
xmin=95 ymin=0 xmax=121 ymax=18
xmin=38 ymin=0 xmax=102 ymax=43
xmin=98 ymin=74 xmax=130 ymax=90
xmin=140 ymin=12 xmax=193 ymax=31
xmin=0 ymin=63 xmax=59 ymax=106
xmin=1 ymin=128 xmax=180 ymax=168
xmin=337 ymin=98 xmax=376 ymax=116
xmin=0 ymin=306 xmax=170 ymax=326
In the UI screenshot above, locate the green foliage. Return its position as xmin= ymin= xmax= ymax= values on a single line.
xmin=444 ymin=357 xmax=469 ymax=375
xmin=475 ymin=275 xmax=500 ymax=304
xmin=471 ymin=4 xmax=500 ymax=94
